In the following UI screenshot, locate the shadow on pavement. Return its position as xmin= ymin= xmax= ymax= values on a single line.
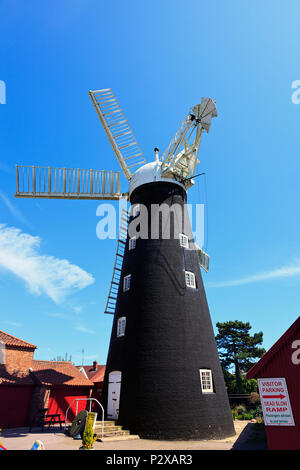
xmin=2 ymin=426 xmax=64 ymax=439
xmin=231 ymin=422 xmax=268 ymax=450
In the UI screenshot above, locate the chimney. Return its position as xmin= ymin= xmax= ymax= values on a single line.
xmin=93 ymin=361 xmax=98 ymax=371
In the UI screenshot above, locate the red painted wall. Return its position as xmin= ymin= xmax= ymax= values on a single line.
xmin=255 ymin=329 xmax=300 ymax=450
xmin=0 ymin=386 xmax=33 ymax=428
xmin=47 ymin=387 xmax=90 ymax=423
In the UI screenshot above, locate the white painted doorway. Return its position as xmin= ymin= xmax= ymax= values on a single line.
xmin=107 ymin=370 xmax=122 ymax=420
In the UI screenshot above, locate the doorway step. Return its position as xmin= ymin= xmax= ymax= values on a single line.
xmin=95 ymin=421 xmax=140 ymax=442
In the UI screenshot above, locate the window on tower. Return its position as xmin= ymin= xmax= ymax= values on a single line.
xmin=129 ymin=236 xmax=136 ymax=250
xmin=179 ymin=233 xmax=189 ymax=249
xmin=185 ymin=271 xmax=196 ymax=288
xmin=123 ymin=274 xmax=131 ymax=292
xmin=199 ymin=369 xmax=214 ymax=393
xmin=117 ymin=317 xmax=126 ymax=337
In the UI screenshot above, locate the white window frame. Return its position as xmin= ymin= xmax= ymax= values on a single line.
xmin=185 ymin=271 xmax=196 ymax=288
xmin=117 ymin=317 xmax=126 ymax=337
xmin=129 ymin=236 xmax=136 ymax=251
xmin=199 ymin=369 xmax=214 ymax=393
xmin=123 ymin=274 xmax=131 ymax=292
xmin=179 ymin=233 xmax=189 ymax=249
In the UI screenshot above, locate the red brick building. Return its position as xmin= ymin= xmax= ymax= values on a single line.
xmin=0 ymin=331 xmax=37 ymax=428
xmin=0 ymin=330 xmax=93 ymax=428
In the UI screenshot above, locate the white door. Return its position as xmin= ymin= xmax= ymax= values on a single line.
xmin=107 ymin=371 xmax=122 ymax=420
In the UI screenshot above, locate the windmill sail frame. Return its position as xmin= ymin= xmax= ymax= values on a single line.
xmin=15 ymin=165 xmax=124 ymax=200
xmin=89 ymin=88 xmax=146 ymax=181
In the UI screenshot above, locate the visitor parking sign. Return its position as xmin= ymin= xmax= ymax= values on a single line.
xmin=258 ymin=378 xmax=295 ymax=426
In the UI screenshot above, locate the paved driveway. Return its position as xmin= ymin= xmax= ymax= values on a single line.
xmin=0 ymin=421 xmax=267 ymax=451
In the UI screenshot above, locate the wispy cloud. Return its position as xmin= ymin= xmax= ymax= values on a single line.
xmin=3 ymin=320 xmax=23 ymax=328
xmin=73 ymin=305 xmax=83 ymax=314
xmin=0 ymin=224 xmax=95 ymax=303
xmin=74 ymin=324 xmax=95 ymax=335
xmin=207 ymin=262 xmax=300 ymax=288
xmin=0 ymin=192 xmax=32 ymax=228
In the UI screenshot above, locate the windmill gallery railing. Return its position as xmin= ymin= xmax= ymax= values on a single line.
xmin=15 ymin=165 xmax=124 ymax=200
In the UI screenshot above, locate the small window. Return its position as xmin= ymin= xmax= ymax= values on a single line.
xmin=185 ymin=271 xmax=196 ymax=288
xmin=117 ymin=317 xmax=126 ymax=337
xmin=132 ymin=204 xmax=140 ymax=217
xmin=199 ymin=369 xmax=214 ymax=393
xmin=123 ymin=274 xmax=131 ymax=292
xmin=179 ymin=233 xmax=189 ymax=249
xmin=129 ymin=237 xmax=136 ymax=251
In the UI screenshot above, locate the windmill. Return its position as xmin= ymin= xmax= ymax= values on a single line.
xmin=15 ymin=88 xmax=235 ymax=440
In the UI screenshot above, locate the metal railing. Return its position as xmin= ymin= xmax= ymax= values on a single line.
xmin=15 ymin=165 xmax=123 ymax=200
xmin=64 ymin=398 xmax=104 ymax=439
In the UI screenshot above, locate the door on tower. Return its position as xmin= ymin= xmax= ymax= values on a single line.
xmin=107 ymin=371 xmax=122 ymax=420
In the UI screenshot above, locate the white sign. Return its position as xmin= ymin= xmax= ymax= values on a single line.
xmin=258 ymin=378 xmax=295 ymax=426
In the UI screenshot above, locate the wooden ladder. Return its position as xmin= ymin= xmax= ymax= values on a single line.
xmin=104 ymin=209 xmax=129 ymax=314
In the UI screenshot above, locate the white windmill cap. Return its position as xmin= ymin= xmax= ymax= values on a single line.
xmin=129 ymin=161 xmax=185 ymax=197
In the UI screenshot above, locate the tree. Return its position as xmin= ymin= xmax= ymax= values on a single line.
xmin=215 ymin=320 xmax=265 ymax=394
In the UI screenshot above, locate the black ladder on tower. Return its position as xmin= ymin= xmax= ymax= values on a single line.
xmin=104 ymin=209 xmax=129 ymax=314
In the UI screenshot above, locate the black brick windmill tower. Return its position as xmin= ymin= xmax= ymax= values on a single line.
xmin=15 ymin=88 xmax=234 ymax=440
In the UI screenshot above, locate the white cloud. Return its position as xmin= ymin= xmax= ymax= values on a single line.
xmin=0 ymin=224 xmax=95 ymax=303
xmin=207 ymin=262 xmax=300 ymax=288
xmin=0 ymin=192 xmax=32 ymax=228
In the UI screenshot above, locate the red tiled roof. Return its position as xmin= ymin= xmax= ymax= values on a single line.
xmin=247 ymin=316 xmax=300 ymax=379
xmin=0 ymin=330 xmax=36 ymax=350
xmin=31 ymin=360 xmax=94 ymax=387
xmin=78 ymin=365 xmax=106 ymax=383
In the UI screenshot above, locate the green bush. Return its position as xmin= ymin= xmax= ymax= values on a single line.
xmin=231 ymin=403 xmax=264 ymax=421
xmin=81 ymin=417 xmax=97 ymax=450
xmin=253 ymin=405 xmax=263 ymax=418
xmin=224 ymin=372 xmax=258 ymax=394
xmin=235 ymin=404 xmax=247 ymax=415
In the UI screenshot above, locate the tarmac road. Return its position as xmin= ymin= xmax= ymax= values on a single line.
xmin=1 ymin=421 xmax=267 ymax=451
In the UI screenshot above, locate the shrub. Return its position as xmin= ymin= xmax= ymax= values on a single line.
xmin=81 ymin=418 xmax=97 ymax=450
xmin=231 ymin=404 xmax=247 ymax=420
xmin=253 ymin=405 xmax=263 ymax=418
xmin=255 ymin=416 xmax=264 ymax=424
xmin=248 ymin=392 xmax=261 ymax=406
xmin=235 ymin=404 xmax=247 ymax=415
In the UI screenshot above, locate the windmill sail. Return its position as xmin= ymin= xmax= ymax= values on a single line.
xmin=15 ymin=165 xmax=123 ymax=200
xmin=161 ymin=97 xmax=217 ymax=185
xmin=89 ymin=89 xmax=146 ymax=181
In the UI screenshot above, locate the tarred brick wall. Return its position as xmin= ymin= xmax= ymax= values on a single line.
xmin=5 ymin=347 xmax=34 ymax=374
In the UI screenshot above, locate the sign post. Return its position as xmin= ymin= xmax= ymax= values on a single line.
xmin=258 ymin=378 xmax=295 ymax=426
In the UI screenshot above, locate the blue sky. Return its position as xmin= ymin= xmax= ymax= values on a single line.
xmin=0 ymin=0 xmax=300 ymax=365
